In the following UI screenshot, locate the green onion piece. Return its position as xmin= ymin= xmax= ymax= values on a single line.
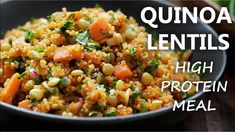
xmin=88 ymin=111 xmax=99 ymax=116
xmin=105 ymin=112 xmax=116 ymax=117
xmin=18 ymin=71 xmax=27 ymax=79
xmin=76 ymin=30 xmax=89 ymax=45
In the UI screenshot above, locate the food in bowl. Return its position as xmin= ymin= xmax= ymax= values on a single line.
xmin=0 ymin=6 xmax=200 ymax=117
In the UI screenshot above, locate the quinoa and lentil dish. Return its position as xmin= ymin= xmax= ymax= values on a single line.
xmin=0 ymin=7 xmax=200 ymax=117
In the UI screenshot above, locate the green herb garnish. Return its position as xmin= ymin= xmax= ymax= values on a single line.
xmin=140 ymin=101 xmax=148 ymax=113
xmin=129 ymin=47 xmax=135 ymax=55
xmin=25 ymin=31 xmax=35 ymax=42
xmin=34 ymin=76 xmax=41 ymax=85
xmin=88 ymin=45 xmax=102 ymax=50
xmin=0 ymin=58 xmax=14 ymax=61
xmin=60 ymin=19 xmax=73 ymax=32
xmin=112 ymin=78 xmax=117 ymax=85
xmin=88 ymin=111 xmax=99 ymax=116
xmin=76 ymin=30 xmax=89 ymax=45
xmin=83 ymin=67 xmax=89 ymax=74
xmin=17 ymin=26 xmax=27 ymax=32
xmin=46 ymin=15 xmax=52 ymax=20
xmin=35 ymin=47 xmax=45 ymax=53
xmin=131 ymin=88 xmax=141 ymax=99
xmin=146 ymin=60 xmax=159 ymax=75
xmin=105 ymin=112 xmax=116 ymax=116
xmin=18 ymin=71 xmax=27 ymax=79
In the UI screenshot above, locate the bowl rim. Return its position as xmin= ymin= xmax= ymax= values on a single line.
xmin=0 ymin=0 xmax=227 ymax=123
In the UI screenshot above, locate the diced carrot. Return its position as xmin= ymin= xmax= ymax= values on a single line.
xmin=0 ymin=73 xmax=21 ymax=104
xmin=84 ymin=52 xmax=101 ymax=66
xmin=74 ymin=11 xmax=83 ymax=20
xmin=74 ymin=11 xmax=83 ymax=29
xmin=53 ymin=45 xmax=83 ymax=62
xmin=89 ymin=18 xmax=111 ymax=41
xmin=18 ymin=99 xmax=32 ymax=110
xmin=114 ymin=62 xmax=133 ymax=80
xmin=3 ymin=64 xmax=15 ymax=82
xmin=53 ymin=47 xmax=72 ymax=62
xmin=69 ymin=45 xmax=83 ymax=60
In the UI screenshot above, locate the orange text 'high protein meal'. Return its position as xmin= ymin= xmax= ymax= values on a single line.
xmin=0 ymin=6 xmax=200 ymax=117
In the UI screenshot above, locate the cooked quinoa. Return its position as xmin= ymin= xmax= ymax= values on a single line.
xmin=0 ymin=7 xmax=200 ymax=117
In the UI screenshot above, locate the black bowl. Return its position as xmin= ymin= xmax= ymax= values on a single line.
xmin=0 ymin=0 xmax=227 ymax=130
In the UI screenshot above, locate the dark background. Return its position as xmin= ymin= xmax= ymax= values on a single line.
xmin=0 ymin=0 xmax=235 ymax=131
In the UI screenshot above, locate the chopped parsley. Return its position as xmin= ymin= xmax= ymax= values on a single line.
xmin=25 ymin=31 xmax=35 ymax=42
xmin=131 ymin=88 xmax=147 ymax=100
xmin=111 ymin=14 xmax=115 ymax=21
xmin=129 ymin=47 xmax=135 ymax=55
xmin=83 ymin=67 xmax=89 ymax=74
xmin=105 ymin=112 xmax=116 ymax=116
xmin=112 ymin=78 xmax=117 ymax=86
xmin=83 ymin=44 xmax=102 ymax=51
xmin=34 ymin=76 xmax=41 ymax=85
xmin=35 ymin=47 xmax=45 ymax=53
xmin=0 ymin=58 xmax=14 ymax=61
xmin=131 ymin=88 xmax=141 ymax=99
xmin=46 ymin=15 xmax=52 ymax=20
xmin=88 ymin=45 xmax=102 ymax=50
xmin=145 ymin=60 xmax=160 ymax=75
xmin=60 ymin=19 xmax=73 ymax=32
xmin=140 ymin=101 xmax=148 ymax=113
